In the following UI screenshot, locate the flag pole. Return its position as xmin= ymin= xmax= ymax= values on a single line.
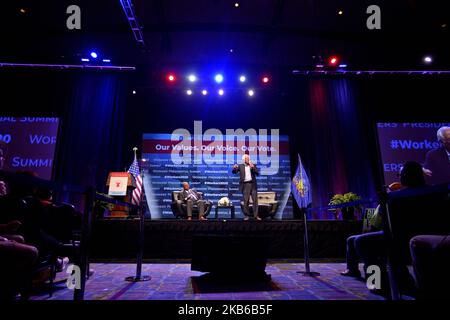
xmin=125 ymin=147 xmax=151 ymax=282
xmin=294 ymin=154 xmax=320 ymax=277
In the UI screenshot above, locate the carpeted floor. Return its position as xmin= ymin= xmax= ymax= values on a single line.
xmin=30 ymin=263 xmax=386 ymax=300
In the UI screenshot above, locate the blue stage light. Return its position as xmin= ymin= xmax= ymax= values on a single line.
xmin=81 ymin=58 xmax=89 ymax=62
xmin=214 ymin=74 xmax=224 ymax=83
xmin=201 ymin=89 xmax=208 ymax=96
xmin=247 ymin=89 xmax=255 ymax=97
xmin=102 ymin=59 xmax=111 ymax=63
xmin=186 ymin=89 xmax=193 ymax=95
xmin=90 ymin=51 xmax=98 ymax=59
xmin=239 ymin=75 xmax=246 ymax=82
xmin=218 ymin=89 xmax=224 ymax=96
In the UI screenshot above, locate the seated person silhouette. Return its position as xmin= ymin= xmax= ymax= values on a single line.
xmin=180 ymin=182 xmax=207 ymax=221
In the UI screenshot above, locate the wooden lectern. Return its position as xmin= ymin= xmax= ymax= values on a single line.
xmin=106 ymin=172 xmax=136 ymax=218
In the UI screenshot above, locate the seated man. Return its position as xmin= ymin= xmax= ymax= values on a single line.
xmin=341 ymin=161 xmax=426 ymax=295
xmin=180 ymin=182 xmax=207 ymax=221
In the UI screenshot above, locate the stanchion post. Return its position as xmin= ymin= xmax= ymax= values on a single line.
xmin=297 ymin=207 xmax=320 ymax=277
xmin=125 ymin=168 xmax=151 ymax=282
xmin=74 ymin=186 xmax=95 ymax=300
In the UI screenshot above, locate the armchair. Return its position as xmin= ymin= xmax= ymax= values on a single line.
xmin=170 ymin=191 xmax=212 ymax=219
xmin=240 ymin=191 xmax=279 ymax=219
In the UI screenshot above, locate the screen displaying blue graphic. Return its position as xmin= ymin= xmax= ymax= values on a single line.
xmin=377 ymin=122 xmax=450 ymax=185
xmin=0 ymin=117 xmax=59 ymax=179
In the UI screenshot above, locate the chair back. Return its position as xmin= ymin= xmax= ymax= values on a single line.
xmin=249 ymin=191 xmax=276 ymax=204
xmin=384 ymin=183 xmax=450 ymax=264
xmin=172 ymin=191 xmax=181 ymax=201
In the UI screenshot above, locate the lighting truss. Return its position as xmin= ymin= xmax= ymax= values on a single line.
xmin=119 ymin=0 xmax=146 ymax=48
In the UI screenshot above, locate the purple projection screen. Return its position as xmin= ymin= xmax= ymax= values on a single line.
xmin=0 ymin=117 xmax=60 ymax=180
xmin=376 ymin=122 xmax=450 ymax=185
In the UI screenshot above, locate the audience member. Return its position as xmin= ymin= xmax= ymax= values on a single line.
xmin=341 ymin=161 xmax=427 ymax=296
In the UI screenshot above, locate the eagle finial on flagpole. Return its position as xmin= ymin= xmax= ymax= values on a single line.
xmin=133 ymin=147 xmax=138 ymax=158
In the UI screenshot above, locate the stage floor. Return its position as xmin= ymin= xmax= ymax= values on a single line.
xmin=31 ymin=262 xmax=387 ymax=300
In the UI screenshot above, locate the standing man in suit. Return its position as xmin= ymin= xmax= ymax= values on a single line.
xmin=232 ymin=154 xmax=261 ymax=220
xmin=180 ymin=182 xmax=207 ymax=221
xmin=424 ymin=126 xmax=450 ymax=185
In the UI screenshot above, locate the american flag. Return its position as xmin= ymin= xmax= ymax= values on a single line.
xmin=128 ymin=156 xmax=143 ymax=205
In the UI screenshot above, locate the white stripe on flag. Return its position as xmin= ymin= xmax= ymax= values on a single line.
xmin=132 ymin=175 xmax=143 ymax=205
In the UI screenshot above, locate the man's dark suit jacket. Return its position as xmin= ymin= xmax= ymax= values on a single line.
xmin=179 ymin=189 xmax=202 ymax=202
xmin=424 ymin=147 xmax=450 ymax=185
xmin=232 ymin=164 xmax=259 ymax=192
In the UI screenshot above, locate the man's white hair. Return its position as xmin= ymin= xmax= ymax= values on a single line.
xmin=242 ymin=154 xmax=250 ymax=160
xmin=437 ymin=126 xmax=450 ymax=142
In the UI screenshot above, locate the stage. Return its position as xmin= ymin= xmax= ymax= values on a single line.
xmin=90 ymin=219 xmax=362 ymax=261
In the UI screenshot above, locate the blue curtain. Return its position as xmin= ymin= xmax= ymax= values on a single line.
xmin=54 ymin=73 xmax=127 ymax=204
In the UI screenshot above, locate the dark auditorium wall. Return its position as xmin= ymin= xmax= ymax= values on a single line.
xmin=0 ymin=69 xmax=449 ymax=213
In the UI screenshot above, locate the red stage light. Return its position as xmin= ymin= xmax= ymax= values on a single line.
xmin=262 ymin=76 xmax=270 ymax=84
xmin=329 ymin=56 xmax=339 ymax=66
xmin=167 ymin=74 xmax=176 ymax=82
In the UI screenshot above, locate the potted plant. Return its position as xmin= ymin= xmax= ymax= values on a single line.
xmin=329 ymin=192 xmax=362 ymax=220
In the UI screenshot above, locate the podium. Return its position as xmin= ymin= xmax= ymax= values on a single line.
xmin=106 ymin=172 xmax=136 ymax=218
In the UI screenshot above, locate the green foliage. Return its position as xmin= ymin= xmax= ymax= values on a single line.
xmin=329 ymin=192 xmax=361 ymax=205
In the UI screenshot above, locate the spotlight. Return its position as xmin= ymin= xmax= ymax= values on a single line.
xmin=248 ymin=89 xmax=255 ymax=97
xmin=328 ymin=56 xmax=339 ymax=66
xmin=423 ymin=56 xmax=433 ymax=64
xmin=201 ymin=89 xmax=208 ymax=96
xmin=167 ymin=74 xmax=176 ymax=82
xmin=239 ymin=75 xmax=246 ymax=82
xmin=235 ymin=2 xmax=239 ymax=8
xmin=218 ymin=89 xmax=224 ymax=96
xmin=187 ymin=74 xmax=197 ymax=82
xmin=90 ymin=51 xmax=98 ymax=59
xmin=338 ymin=10 xmax=343 ymax=15
xmin=81 ymin=58 xmax=89 ymax=62
xmin=262 ymin=76 xmax=270 ymax=84
xmin=132 ymin=90 xmax=136 ymax=95
xmin=186 ymin=89 xmax=193 ymax=95
xmin=102 ymin=59 xmax=111 ymax=63
xmin=214 ymin=74 xmax=224 ymax=83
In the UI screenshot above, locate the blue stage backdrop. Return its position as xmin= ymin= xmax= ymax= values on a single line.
xmin=0 ymin=117 xmax=59 ymax=179
xmin=141 ymin=130 xmax=293 ymax=219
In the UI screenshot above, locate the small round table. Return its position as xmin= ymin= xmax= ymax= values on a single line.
xmin=214 ymin=205 xmax=236 ymax=219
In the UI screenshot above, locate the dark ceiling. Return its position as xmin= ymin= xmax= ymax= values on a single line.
xmin=1 ymin=0 xmax=450 ymax=70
